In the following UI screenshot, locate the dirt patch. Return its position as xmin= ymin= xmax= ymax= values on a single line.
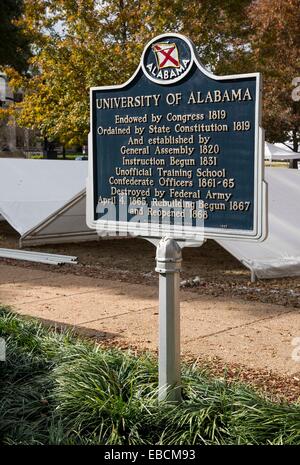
xmin=0 ymin=222 xmax=299 ymax=309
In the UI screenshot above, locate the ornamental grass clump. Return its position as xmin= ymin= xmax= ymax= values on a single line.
xmin=0 ymin=306 xmax=299 ymax=445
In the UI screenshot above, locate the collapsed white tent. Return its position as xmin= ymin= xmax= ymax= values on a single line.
xmin=218 ymin=168 xmax=300 ymax=279
xmin=264 ymin=142 xmax=300 ymax=161
xmin=0 ymin=158 xmax=97 ymax=246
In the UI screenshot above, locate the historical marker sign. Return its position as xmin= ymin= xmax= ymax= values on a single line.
xmin=87 ymin=33 xmax=266 ymax=241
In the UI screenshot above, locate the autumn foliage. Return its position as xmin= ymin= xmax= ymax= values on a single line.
xmin=1 ymin=0 xmax=299 ymax=149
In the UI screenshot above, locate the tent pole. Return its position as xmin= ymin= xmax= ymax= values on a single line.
xmin=250 ymin=270 xmax=257 ymax=283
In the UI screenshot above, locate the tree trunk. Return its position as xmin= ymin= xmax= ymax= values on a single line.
xmin=292 ymin=127 xmax=298 ymax=152
xmin=289 ymin=128 xmax=299 ymax=168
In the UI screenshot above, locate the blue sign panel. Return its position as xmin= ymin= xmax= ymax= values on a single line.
xmin=88 ymin=33 xmax=265 ymax=241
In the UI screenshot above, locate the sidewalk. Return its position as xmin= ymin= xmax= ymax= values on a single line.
xmin=0 ymin=263 xmax=299 ymax=377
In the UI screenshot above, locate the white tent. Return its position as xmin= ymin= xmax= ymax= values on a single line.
xmin=264 ymin=142 xmax=300 ymax=161
xmin=218 ymin=168 xmax=300 ymax=279
xmin=0 ymin=158 xmax=98 ymax=246
xmin=274 ymin=142 xmax=294 ymax=151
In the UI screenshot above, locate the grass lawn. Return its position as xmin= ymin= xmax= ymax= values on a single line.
xmin=0 ymin=305 xmax=299 ymax=445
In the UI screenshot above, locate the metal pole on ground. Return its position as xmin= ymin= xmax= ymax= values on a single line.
xmin=155 ymin=237 xmax=182 ymax=403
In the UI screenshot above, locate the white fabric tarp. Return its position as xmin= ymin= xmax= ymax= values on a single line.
xmin=264 ymin=142 xmax=300 ymax=161
xmin=20 ymin=189 xmax=98 ymax=246
xmin=218 ymin=168 xmax=300 ymax=278
xmin=0 ymin=159 xmax=88 ymax=235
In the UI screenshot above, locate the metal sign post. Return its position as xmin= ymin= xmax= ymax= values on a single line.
xmin=155 ymin=237 xmax=182 ymax=402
